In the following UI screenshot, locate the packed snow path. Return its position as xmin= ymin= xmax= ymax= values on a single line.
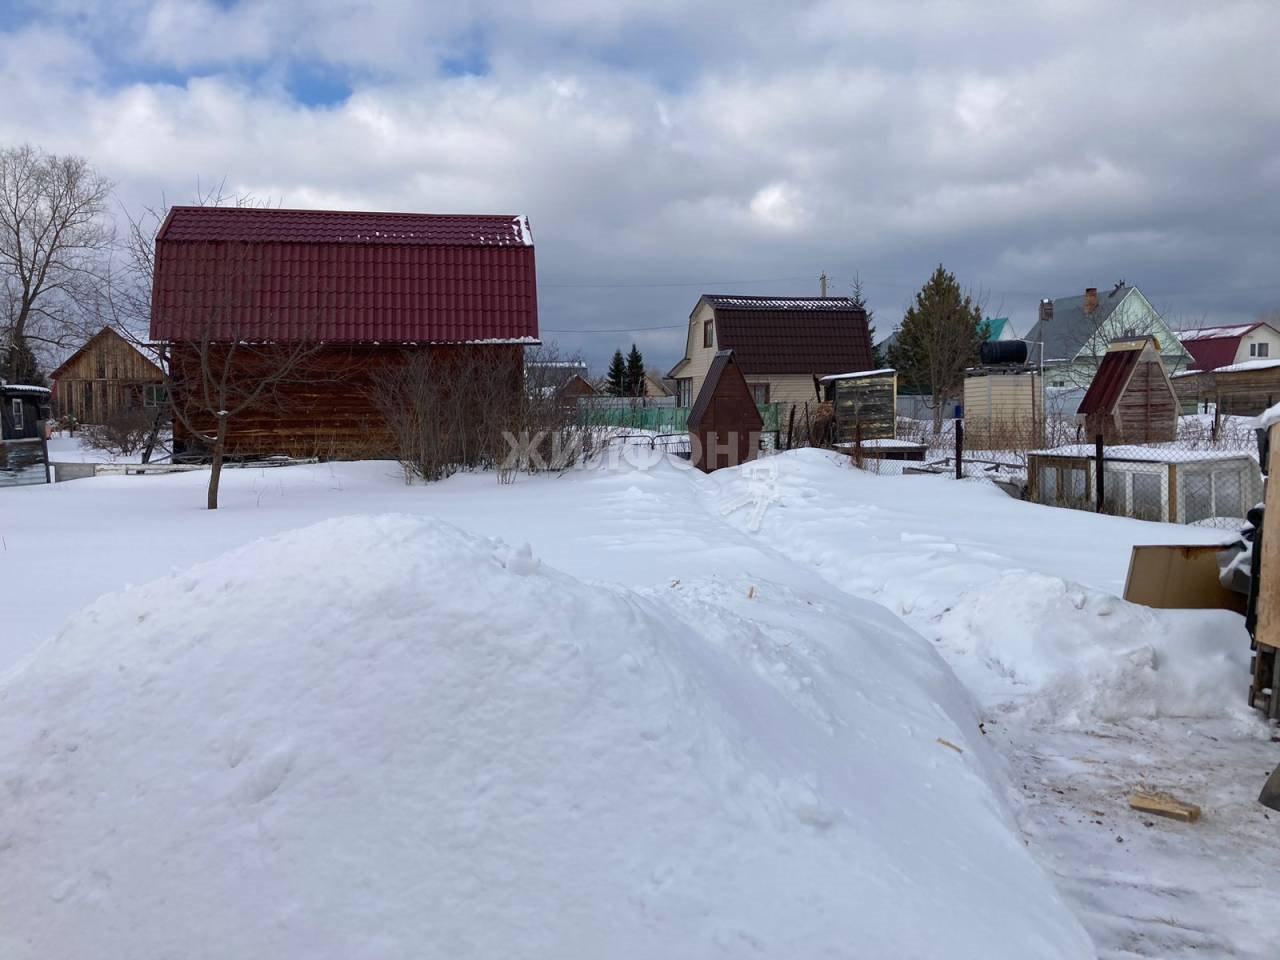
xmin=2 ymin=449 xmax=1277 ymax=956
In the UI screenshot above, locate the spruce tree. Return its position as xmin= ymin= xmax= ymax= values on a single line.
xmin=851 ymin=274 xmax=882 ymax=368
xmin=888 ymin=265 xmax=983 ymax=432
xmin=624 ymin=344 xmax=645 ymax=396
xmin=606 ymin=349 xmax=627 ymax=397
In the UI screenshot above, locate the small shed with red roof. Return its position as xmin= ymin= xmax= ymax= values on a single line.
xmin=150 ymin=206 xmax=538 ymax=458
xmin=1076 ymin=336 xmax=1177 ymax=444
xmin=687 ymin=350 xmax=764 ymax=473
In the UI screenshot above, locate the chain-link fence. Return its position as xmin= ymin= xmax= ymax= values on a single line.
xmin=845 ymin=412 xmax=1264 ymax=528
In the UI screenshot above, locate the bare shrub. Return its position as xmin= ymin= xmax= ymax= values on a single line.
xmin=80 ymin=406 xmax=163 ymax=458
xmin=370 ymin=344 xmax=611 ymax=484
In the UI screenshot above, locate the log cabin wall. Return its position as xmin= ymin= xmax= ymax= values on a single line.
xmin=168 ymin=343 xmax=523 ymax=459
xmin=52 ymin=328 xmax=166 ymax=424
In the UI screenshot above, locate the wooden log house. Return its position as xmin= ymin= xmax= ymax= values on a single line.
xmin=149 ymin=207 xmax=539 ymax=459
xmin=49 ymin=327 xmax=167 ymax=424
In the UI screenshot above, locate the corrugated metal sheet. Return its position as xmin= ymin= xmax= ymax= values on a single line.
xmin=156 ymin=207 xmax=533 ymax=246
xmin=151 ymin=207 xmax=537 ymax=343
xmin=1182 ymin=334 xmax=1244 ymax=372
xmin=1077 ymin=346 xmax=1142 ymax=415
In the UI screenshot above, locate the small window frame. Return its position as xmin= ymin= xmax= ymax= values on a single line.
xmin=702 ymin=320 xmax=714 ymax=349
xmin=11 ymin=398 xmax=23 ymax=431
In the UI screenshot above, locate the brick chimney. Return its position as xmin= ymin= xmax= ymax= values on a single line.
xmin=1083 ymin=287 xmax=1098 ymax=315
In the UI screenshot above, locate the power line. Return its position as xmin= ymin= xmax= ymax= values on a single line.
xmin=539 ymin=275 xmax=812 ymax=289
xmin=543 ymin=322 xmax=686 ymax=333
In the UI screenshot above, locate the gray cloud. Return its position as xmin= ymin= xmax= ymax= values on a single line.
xmin=2 ymin=0 xmax=1278 ymax=370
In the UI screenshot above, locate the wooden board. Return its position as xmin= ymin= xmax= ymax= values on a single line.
xmin=1123 ymin=544 xmax=1247 ymax=614
xmin=1129 ymin=791 xmax=1201 ymax=823
xmin=827 ymin=371 xmax=896 ymax=443
xmin=1256 ymin=422 xmax=1280 ymax=652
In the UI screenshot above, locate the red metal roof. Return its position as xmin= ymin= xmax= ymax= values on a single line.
xmin=1182 ymin=335 xmax=1242 ymax=371
xmin=151 ymin=207 xmax=538 ymax=343
xmin=1077 ymin=344 xmax=1143 ymax=415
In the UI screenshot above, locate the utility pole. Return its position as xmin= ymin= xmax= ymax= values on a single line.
xmin=819 ymin=272 xmax=828 ymax=298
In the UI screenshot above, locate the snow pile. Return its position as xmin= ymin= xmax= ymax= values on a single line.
xmin=706 ymin=449 xmax=1253 ymax=731
xmin=0 ymin=515 xmax=1091 ymax=959
xmin=929 ymin=572 xmax=1254 ymax=725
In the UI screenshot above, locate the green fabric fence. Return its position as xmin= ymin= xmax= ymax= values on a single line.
xmin=579 ymin=403 xmax=785 ymax=434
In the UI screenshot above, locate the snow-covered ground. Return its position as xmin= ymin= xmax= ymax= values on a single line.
xmin=0 ymin=450 xmax=1276 ymax=957
xmin=44 ymin=430 xmax=172 ymax=464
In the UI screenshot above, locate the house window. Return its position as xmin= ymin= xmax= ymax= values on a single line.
xmin=703 ymin=320 xmax=714 ymax=349
xmin=676 ymin=379 xmax=692 ymax=407
xmin=1252 ymin=342 xmax=1270 ymax=358
xmin=11 ymin=398 xmax=22 ymax=431
xmin=144 ymin=384 xmax=168 ymax=408
xmin=750 ymin=383 xmax=770 ymax=404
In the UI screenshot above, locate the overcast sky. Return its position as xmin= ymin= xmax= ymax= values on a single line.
xmin=2 ymin=0 xmax=1278 ymax=371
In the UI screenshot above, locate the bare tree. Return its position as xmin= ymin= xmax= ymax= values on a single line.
xmin=114 ymin=184 xmax=329 ymax=508
xmin=167 ymin=332 xmax=329 ymax=509
xmin=0 ymin=145 xmax=113 ymax=380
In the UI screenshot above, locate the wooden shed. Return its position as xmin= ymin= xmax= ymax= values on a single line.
xmin=1 ymin=383 xmax=51 ymax=488
xmin=1076 ymin=337 xmax=1177 ymax=444
xmin=687 ymin=350 xmax=763 ymax=473
xmin=819 ymin=368 xmax=896 ymax=443
xmin=1172 ymin=359 xmax=1280 ymax=418
xmin=49 ymin=327 xmax=167 ymax=424
xmin=962 ymin=366 xmax=1043 ymax=450
xmin=1 ymin=382 xmax=50 ymax=440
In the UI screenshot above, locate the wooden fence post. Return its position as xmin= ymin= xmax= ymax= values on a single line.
xmin=1095 ymin=433 xmax=1105 ymax=512
xmin=954 ymin=421 xmax=964 ymax=480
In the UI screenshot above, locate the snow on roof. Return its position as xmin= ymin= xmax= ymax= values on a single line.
xmin=1173 ymin=356 xmax=1280 ymax=378
xmin=1177 ymin=322 xmax=1274 ymax=342
xmin=1030 ymin=443 xmax=1252 ymax=463
xmin=0 ymin=382 xmax=51 ymax=395
xmin=818 ymin=368 xmax=896 ymax=381
xmin=701 ymin=295 xmax=860 ymax=310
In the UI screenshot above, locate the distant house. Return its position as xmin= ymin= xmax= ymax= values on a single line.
xmin=981 ymin=317 xmax=1018 ymax=342
xmin=1 ymin=382 xmax=50 ymax=440
xmin=642 ymin=369 xmax=673 ymax=399
xmin=150 ymin=206 xmax=538 ymax=458
xmin=1076 ymin=336 xmax=1178 ymax=444
xmin=49 ymin=327 xmax=167 ymax=424
xmin=1024 ymin=283 xmax=1190 ymax=390
xmin=1178 ymin=321 xmax=1280 ymax=372
xmin=667 ymin=296 xmax=872 ymax=419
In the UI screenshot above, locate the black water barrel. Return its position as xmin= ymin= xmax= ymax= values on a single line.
xmin=980 ymin=340 xmax=1029 ymax=366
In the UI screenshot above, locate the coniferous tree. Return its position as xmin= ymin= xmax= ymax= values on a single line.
xmin=624 ymin=343 xmax=645 ymax=396
xmin=606 ymin=349 xmax=627 ymax=397
xmin=851 ymin=274 xmax=882 ymax=368
xmin=887 ymin=265 xmax=983 ymax=433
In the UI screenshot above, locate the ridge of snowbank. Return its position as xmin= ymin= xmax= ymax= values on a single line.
xmin=0 ymin=514 xmax=1090 ymax=959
